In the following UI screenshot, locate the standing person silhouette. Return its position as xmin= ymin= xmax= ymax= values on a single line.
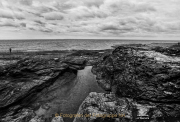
xmin=9 ymin=48 xmax=12 ymax=54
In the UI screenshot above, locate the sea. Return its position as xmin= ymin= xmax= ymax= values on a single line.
xmin=0 ymin=39 xmax=179 ymax=52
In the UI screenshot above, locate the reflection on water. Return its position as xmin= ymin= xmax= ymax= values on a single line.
xmin=35 ymin=66 xmax=105 ymax=122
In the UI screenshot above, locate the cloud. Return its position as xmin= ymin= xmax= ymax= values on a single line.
xmin=66 ymin=6 xmax=107 ymax=19
xmin=100 ymin=23 xmax=119 ymax=31
xmin=34 ymin=20 xmax=45 ymax=25
xmin=84 ymin=0 xmax=104 ymax=7
xmin=20 ymin=22 xmax=26 ymax=27
xmin=0 ymin=8 xmax=25 ymax=19
xmin=0 ymin=0 xmax=180 ymax=38
xmin=42 ymin=12 xmax=64 ymax=20
xmin=0 ymin=19 xmax=19 ymax=27
xmin=66 ymin=0 xmax=104 ymax=7
xmin=0 ymin=9 xmax=14 ymax=19
xmin=19 ymin=0 xmax=32 ymax=6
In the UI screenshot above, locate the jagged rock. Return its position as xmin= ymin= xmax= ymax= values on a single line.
xmin=0 ymin=57 xmax=86 ymax=122
xmin=28 ymin=115 xmax=64 ymax=122
xmin=51 ymin=116 xmax=64 ymax=122
xmin=64 ymin=58 xmax=87 ymax=70
xmin=64 ymin=58 xmax=86 ymax=65
xmin=74 ymin=92 xmax=180 ymax=122
xmin=92 ymin=44 xmax=180 ymax=120
xmin=0 ymin=59 xmax=62 ymax=109
xmin=1 ymin=109 xmax=35 ymax=122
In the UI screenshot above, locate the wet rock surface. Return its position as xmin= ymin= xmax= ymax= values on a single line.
xmin=91 ymin=44 xmax=180 ymax=121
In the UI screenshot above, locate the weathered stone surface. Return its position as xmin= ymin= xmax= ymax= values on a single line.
xmin=2 ymin=44 xmax=180 ymax=122
xmin=74 ymin=92 xmax=180 ymax=122
xmin=153 ymin=43 xmax=180 ymax=56
xmin=51 ymin=116 xmax=64 ymax=122
xmin=67 ymin=49 xmax=113 ymax=66
xmin=0 ymin=57 xmax=85 ymax=122
xmin=0 ymin=59 xmax=63 ymax=109
xmin=92 ymin=45 xmax=180 ymax=101
xmin=64 ymin=58 xmax=87 ymax=70
xmin=28 ymin=115 xmax=64 ymax=122
xmin=1 ymin=109 xmax=35 ymax=122
xmin=92 ymin=44 xmax=180 ymax=120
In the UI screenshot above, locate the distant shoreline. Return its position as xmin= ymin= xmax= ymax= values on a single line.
xmin=0 ymin=42 xmax=179 ymax=53
xmin=0 ymin=39 xmax=180 ymax=41
xmin=0 ymin=42 xmax=179 ymax=66
xmin=0 ymin=40 xmax=180 ymax=53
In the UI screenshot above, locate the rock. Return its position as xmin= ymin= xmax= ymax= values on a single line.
xmin=53 ymin=58 xmax=59 ymax=62
xmin=74 ymin=92 xmax=180 ymax=122
xmin=1 ymin=109 xmax=35 ymax=122
xmin=64 ymin=58 xmax=87 ymax=70
xmin=0 ymin=59 xmax=60 ymax=109
xmin=51 ymin=116 xmax=64 ymax=122
xmin=29 ymin=115 xmax=64 ymax=122
xmin=35 ymin=69 xmax=52 ymax=75
xmin=64 ymin=58 xmax=86 ymax=65
xmin=66 ymin=49 xmax=113 ymax=66
xmin=0 ymin=57 xmax=86 ymax=122
xmin=153 ymin=43 xmax=180 ymax=56
xmin=92 ymin=44 xmax=180 ymax=120
xmin=73 ymin=93 xmax=162 ymax=122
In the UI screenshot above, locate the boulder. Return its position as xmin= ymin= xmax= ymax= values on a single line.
xmin=92 ymin=44 xmax=180 ymax=120
xmin=74 ymin=92 xmax=180 ymax=122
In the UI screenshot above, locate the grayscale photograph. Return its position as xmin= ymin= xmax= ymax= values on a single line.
xmin=0 ymin=0 xmax=180 ymax=122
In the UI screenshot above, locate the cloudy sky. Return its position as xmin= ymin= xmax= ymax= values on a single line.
xmin=0 ymin=0 xmax=180 ymax=39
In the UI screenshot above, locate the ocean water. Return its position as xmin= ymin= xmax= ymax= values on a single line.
xmin=0 ymin=39 xmax=179 ymax=52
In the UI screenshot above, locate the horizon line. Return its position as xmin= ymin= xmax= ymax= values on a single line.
xmin=0 ymin=38 xmax=180 ymax=41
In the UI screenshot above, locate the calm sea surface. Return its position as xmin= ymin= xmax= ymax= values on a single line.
xmin=0 ymin=39 xmax=179 ymax=52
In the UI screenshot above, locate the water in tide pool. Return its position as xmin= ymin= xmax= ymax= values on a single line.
xmin=0 ymin=39 xmax=179 ymax=52
xmin=35 ymin=66 xmax=105 ymax=122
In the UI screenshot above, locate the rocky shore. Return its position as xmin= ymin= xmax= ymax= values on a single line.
xmin=78 ymin=43 xmax=180 ymax=122
xmin=0 ymin=50 xmax=110 ymax=122
xmin=0 ymin=58 xmax=84 ymax=122
xmin=1 ymin=43 xmax=180 ymax=122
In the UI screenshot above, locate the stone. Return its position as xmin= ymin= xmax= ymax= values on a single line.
xmin=54 ymin=58 xmax=59 ymax=62
xmin=91 ymin=44 xmax=180 ymax=121
xmin=74 ymin=92 xmax=180 ymax=122
xmin=51 ymin=116 xmax=64 ymax=122
xmin=0 ymin=57 xmax=86 ymax=122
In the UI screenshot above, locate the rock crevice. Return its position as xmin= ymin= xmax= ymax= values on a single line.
xmin=0 ymin=58 xmax=86 ymax=122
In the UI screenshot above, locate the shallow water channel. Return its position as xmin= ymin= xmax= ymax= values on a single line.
xmin=35 ymin=66 xmax=105 ymax=122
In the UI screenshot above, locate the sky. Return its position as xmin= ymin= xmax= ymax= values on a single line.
xmin=0 ymin=0 xmax=180 ymax=39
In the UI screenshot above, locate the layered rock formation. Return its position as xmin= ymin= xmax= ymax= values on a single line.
xmin=74 ymin=92 xmax=167 ymax=122
xmin=75 ymin=44 xmax=180 ymax=121
xmin=1 ymin=44 xmax=180 ymax=122
xmin=0 ymin=57 xmax=86 ymax=122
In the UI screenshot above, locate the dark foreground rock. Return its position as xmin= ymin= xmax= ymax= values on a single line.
xmin=2 ymin=44 xmax=180 ymax=122
xmin=91 ymin=44 xmax=180 ymax=121
xmin=0 ymin=57 xmax=87 ymax=122
xmin=0 ymin=49 xmax=112 ymax=122
xmin=74 ymin=92 xmax=180 ymax=122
